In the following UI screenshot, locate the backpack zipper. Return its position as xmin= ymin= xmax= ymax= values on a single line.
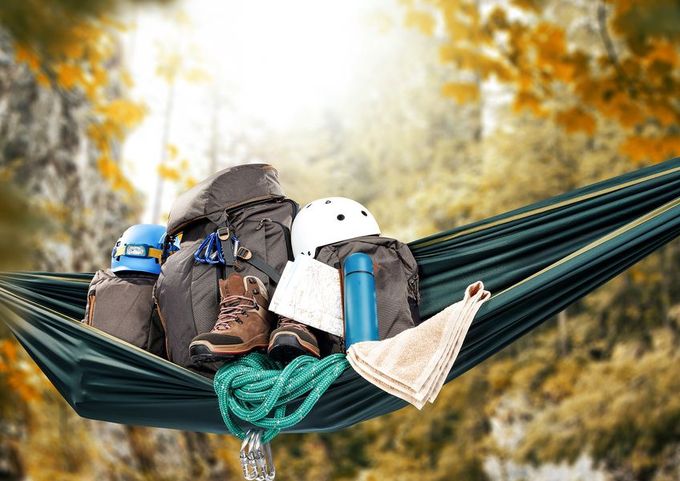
xmin=169 ymin=194 xmax=287 ymax=236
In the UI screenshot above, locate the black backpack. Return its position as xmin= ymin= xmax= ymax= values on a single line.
xmin=154 ymin=164 xmax=297 ymax=369
xmin=83 ymin=269 xmax=166 ymax=357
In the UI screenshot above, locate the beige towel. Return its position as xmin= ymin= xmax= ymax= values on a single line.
xmin=347 ymin=281 xmax=490 ymax=409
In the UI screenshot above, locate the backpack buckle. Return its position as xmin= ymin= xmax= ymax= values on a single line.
xmin=217 ymin=227 xmax=231 ymax=241
xmin=237 ymin=246 xmax=253 ymax=260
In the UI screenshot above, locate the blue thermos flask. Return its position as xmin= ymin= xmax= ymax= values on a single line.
xmin=343 ymin=253 xmax=379 ymax=349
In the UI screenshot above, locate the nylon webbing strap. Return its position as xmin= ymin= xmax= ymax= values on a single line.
xmin=218 ymin=235 xmax=282 ymax=284
xmin=246 ymin=255 xmax=281 ymax=284
xmin=219 ymin=235 xmax=236 ymax=267
xmin=214 ymin=353 xmax=350 ymax=442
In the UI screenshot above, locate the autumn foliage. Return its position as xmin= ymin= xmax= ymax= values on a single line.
xmin=13 ymin=17 xmax=145 ymax=194
xmin=404 ymin=0 xmax=680 ymax=164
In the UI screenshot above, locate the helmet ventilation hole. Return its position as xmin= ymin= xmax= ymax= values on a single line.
xmin=337 ymin=214 xmax=345 ymax=221
xmin=325 ymin=200 xmax=332 ymax=204
xmin=307 ymin=251 xmax=312 ymax=256
xmin=361 ymin=210 xmax=368 ymax=216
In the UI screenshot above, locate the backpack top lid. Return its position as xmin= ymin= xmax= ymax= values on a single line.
xmin=167 ymin=163 xmax=285 ymax=236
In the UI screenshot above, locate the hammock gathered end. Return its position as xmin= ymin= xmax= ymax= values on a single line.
xmin=214 ymin=353 xmax=349 ymax=442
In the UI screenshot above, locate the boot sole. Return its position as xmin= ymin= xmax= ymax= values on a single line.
xmin=268 ymin=331 xmax=320 ymax=363
xmin=189 ymin=335 xmax=270 ymax=364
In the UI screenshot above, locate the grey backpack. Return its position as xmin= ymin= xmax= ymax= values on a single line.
xmin=83 ymin=269 xmax=166 ymax=357
xmin=315 ymin=235 xmax=421 ymax=352
xmin=154 ymin=164 xmax=297 ymax=368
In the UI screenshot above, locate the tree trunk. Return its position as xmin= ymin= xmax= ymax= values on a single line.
xmin=0 ymin=425 xmax=24 ymax=481
xmin=151 ymin=78 xmax=176 ymax=223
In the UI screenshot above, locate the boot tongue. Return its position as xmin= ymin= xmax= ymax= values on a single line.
xmin=220 ymin=274 xmax=246 ymax=298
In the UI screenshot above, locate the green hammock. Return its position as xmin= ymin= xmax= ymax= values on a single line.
xmin=0 ymin=158 xmax=678 ymax=435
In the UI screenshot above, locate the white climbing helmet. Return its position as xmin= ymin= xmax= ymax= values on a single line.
xmin=291 ymin=197 xmax=381 ymax=259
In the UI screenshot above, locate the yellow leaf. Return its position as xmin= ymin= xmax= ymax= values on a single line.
xmin=158 ymin=164 xmax=182 ymax=182
xmin=166 ymin=144 xmax=179 ymax=159
xmin=121 ymin=70 xmax=135 ymax=88
xmin=441 ymin=82 xmax=480 ymax=103
xmin=644 ymin=39 xmax=676 ymax=65
xmin=404 ymin=10 xmax=435 ymax=36
xmin=620 ymin=134 xmax=680 ymax=165
xmin=14 ymin=44 xmax=40 ymax=72
xmin=555 ymin=107 xmax=597 ymax=135
xmin=61 ymin=39 xmax=85 ymax=59
xmin=87 ymin=124 xmax=109 ymax=152
xmin=184 ymin=176 xmax=198 ymax=190
xmin=0 ymin=340 xmax=18 ymax=363
xmin=648 ymin=101 xmax=678 ymax=127
xmin=97 ymin=99 xmax=147 ymax=131
xmin=184 ymin=68 xmax=211 ymax=83
xmin=513 ymin=90 xmax=546 ymax=116
xmin=55 ymin=63 xmax=85 ymax=90
xmin=91 ymin=66 xmax=108 ymax=88
xmin=439 ymin=44 xmax=478 ymax=69
xmin=97 ymin=155 xmax=117 ymax=179
xmin=552 ymin=60 xmax=575 ymax=82
xmin=488 ymin=7 xmax=509 ymax=30
xmin=511 ymin=0 xmax=541 ymax=11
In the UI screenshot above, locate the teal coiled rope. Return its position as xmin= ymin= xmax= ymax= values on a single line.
xmin=214 ymin=352 xmax=350 ymax=443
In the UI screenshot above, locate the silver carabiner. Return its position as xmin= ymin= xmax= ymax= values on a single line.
xmin=247 ymin=431 xmax=265 ymax=481
xmin=239 ymin=430 xmax=275 ymax=481
xmin=241 ymin=431 xmax=258 ymax=480
xmin=262 ymin=440 xmax=276 ymax=481
xmin=251 ymin=432 xmax=267 ymax=481
xmin=233 ymin=238 xmax=240 ymax=258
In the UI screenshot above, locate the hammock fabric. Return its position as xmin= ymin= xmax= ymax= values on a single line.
xmin=0 ymin=158 xmax=679 ymax=435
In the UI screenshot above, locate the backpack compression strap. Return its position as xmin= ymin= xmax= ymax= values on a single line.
xmin=235 ymin=247 xmax=282 ymax=284
xmin=213 ymin=229 xmax=282 ymax=284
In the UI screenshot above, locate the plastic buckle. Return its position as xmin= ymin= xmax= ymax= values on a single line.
xmin=217 ymin=227 xmax=231 ymax=241
xmin=237 ymin=246 xmax=253 ymax=260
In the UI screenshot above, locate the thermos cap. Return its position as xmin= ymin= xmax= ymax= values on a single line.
xmin=343 ymin=252 xmax=374 ymax=275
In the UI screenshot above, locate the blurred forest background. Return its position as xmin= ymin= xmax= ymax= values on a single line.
xmin=0 ymin=0 xmax=679 ymax=480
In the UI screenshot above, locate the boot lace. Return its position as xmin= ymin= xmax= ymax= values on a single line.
xmin=278 ymin=316 xmax=313 ymax=335
xmin=214 ymin=295 xmax=257 ymax=331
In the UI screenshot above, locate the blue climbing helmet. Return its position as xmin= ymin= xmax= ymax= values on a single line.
xmin=111 ymin=224 xmax=177 ymax=275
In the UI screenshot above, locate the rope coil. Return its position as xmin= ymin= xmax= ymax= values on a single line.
xmin=214 ymin=353 xmax=350 ymax=442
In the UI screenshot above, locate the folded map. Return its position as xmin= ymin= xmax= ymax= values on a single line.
xmin=269 ymin=257 xmax=344 ymax=337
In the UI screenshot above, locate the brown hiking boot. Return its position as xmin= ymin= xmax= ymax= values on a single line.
xmin=189 ymin=274 xmax=273 ymax=363
xmin=267 ymin=317 xmax=321 ymax=363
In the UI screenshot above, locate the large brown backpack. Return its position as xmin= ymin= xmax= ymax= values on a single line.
xmin=154 ymin=164 xmax=297 ymax=369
